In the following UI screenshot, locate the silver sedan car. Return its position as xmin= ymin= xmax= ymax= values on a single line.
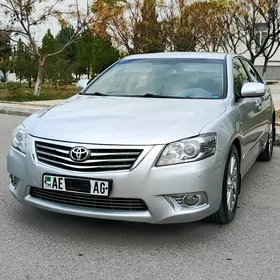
xmin=7 ymin=52 xmax=275 ymax=224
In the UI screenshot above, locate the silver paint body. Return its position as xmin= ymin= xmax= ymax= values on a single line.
xmin=7 ymin=52 xmax=275 ymax=223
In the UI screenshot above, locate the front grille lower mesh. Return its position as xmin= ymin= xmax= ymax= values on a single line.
xmin=35 ymin=141 xmax=143 ymax=172
xmin=30 ymin=187 xmax=148 ymax=211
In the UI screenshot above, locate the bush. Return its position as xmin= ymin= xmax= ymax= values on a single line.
xmin=0 ymin=77 xmax=7 ymax=83
xmin=6 ymin=82 xmax=23 ymax=97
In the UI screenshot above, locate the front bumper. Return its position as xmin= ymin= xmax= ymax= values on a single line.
xmin=7 ymin=138 xmax=226 ymax=224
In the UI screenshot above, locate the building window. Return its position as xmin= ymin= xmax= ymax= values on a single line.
xmin=255 ymin=23 xmax=268 ymax=54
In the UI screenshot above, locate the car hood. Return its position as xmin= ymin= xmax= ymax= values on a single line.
xmin=24 ymin=95 xmax=226 ymax=145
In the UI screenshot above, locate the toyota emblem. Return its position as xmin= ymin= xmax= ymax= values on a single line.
xmin=70 ymin=146 xmax=90 ymax=162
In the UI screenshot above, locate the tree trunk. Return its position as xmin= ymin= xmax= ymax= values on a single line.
xmin=250 ymin=57 xmax=255 ymax=65
xmin=34 ymin=56 xmax=47 ymax=97
xmin=3 ymin=72 xmax=8 ymax=82
xmin=28 ymin=77 xmax=32 ymax=88
xmin=262 ymin=58 xmax=268 ymax=80
xmin=54 ymin=80 xmax=58 ymax=90
xmin=87 ymin=64 xmax=90 ymax=79
xmin=250 ymin=52 xmax=256 ymax=65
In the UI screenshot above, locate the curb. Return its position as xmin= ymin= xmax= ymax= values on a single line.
xmin=0 ymin=100 xmax=57 ymax=107
xmin=0 ymin=100 xmax=45 ymax=105
xmin=0 ymin=101 xmax=50 ymax=115
xmin=0 ymin=105 xmax=45 ymax=115
xmin=0 ymin=109 xmax=33 ymax=116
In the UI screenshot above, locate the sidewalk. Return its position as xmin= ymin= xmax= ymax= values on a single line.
xmin=0 ymin=100 xmax=62 ymax=115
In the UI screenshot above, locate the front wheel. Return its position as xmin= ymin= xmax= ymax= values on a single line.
xmin=207 ymin=145 xmax=241 ymax=225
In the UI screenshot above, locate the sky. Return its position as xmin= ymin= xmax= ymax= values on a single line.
xmin=0 ymin=0 xmax=90 ymax=45
xmin=33 ymin=0 xmax=89 ymax=43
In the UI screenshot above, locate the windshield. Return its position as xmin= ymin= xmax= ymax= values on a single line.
xmin=83 ymin=58 xmax=227 ymax=99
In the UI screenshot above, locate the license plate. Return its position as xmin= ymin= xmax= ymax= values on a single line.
xmin=43 ymin=175 xmax=111 ymax=197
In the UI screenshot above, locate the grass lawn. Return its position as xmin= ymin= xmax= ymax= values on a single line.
xmin=0 ymin=82 xmax=77 ymax=102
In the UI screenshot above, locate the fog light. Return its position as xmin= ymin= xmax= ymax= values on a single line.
xmin=165 ymin=192 xmax=208 ymax=211
xmin=182 ymin=195 xmax=200 ymax=206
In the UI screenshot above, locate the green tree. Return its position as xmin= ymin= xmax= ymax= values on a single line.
xmin=134 ymin=0 xmax=165 ymax=53
xmin=0 ymin=0 xmax=94 ymax=96
xmin=91 ymin=35 xmax=120 ymax=75
xmin=41 ymin=29 xmax=62 ymax=88
xmin=13 ymin=40 xmax=37 ymax=86
xmin=57 ymin=59 xmax=75 ymax=86
xmin=76 ymin=31 xmax=120 ymax=78
xmin=76 ymin=30 xmax=94 ymax=79
xmin=0 ymin=31 xmax=11 ymax=59
xmin=92 ymin=0 xmax=165 ymax=54
xmin=160 ymin=1 xmax=198 ymax=52
xmin=0 ymin=59 xmax=10 ymax=82
xmin=56 ymin=26 xmax=78 ymax=66
xmin=13 ymin=40 xmax=25 ymax=82
xmin=0 ymin=31 xmax=11 ymax=81
xmin=42 ymin=29 xmax=75 ymax=87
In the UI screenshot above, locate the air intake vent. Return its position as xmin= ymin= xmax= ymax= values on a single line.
xmin=30 ymin=187 xmax=148 ymax=211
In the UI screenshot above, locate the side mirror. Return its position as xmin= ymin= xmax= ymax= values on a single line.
xmin=241 ymin=82 xmax=266 ymax=97
xmin=76 ymin=79 xmax=90 ymax=91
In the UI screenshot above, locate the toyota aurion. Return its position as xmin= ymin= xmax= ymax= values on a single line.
xmin=7 ymin=52 xmax=275 ymax=224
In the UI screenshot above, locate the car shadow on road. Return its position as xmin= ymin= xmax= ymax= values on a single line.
xmin=10 ymin=204 xmax=226 ymax=247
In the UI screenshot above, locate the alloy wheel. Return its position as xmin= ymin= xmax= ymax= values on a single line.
xmin=268 ymin=123 xmax=274 ymax=156
xmin=227 ymin=154 xmax=238 ymax=212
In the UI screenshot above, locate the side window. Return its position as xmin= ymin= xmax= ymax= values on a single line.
xmin=233 ymin=58 xmax=250 ymax=98
xmin=241 ymin=59 xmax=263 ymax=83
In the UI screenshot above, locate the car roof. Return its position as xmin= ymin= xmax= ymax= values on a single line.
xmin=122 ymin=52 xmax=231 ymax=60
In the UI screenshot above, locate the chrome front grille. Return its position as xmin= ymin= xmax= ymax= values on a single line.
xmin=35 ymin=141 xmax=143 ymax=172
xmin=30 ymin=187 xmax=148 ymax=211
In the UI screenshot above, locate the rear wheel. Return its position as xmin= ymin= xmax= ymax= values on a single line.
xmin=207 ymin=145 xmax=241 ymax=224
xmin=258 ymin=122 xmax=274 ymax=162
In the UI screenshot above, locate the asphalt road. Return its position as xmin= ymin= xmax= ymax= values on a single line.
xmin=1 ymin=114 xmax=280 ymax=280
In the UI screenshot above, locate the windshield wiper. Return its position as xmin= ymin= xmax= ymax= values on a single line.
xmin=81 ymin=92 xmax=189 ymax=99
xmin=81 ymin=92 xmax=109 ymax=96
xmin=132 ymin=93 xmax=185 ymax=99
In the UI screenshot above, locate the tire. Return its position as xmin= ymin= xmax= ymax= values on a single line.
xmin=258 ymin=122 xmax=274 ymax=162
xmin=207 ymin=145 xmax=241 ymax=225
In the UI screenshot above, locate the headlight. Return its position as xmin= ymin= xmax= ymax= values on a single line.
xmin=12 ymin=124 xmax=28 ymax=154
xmin=157 ymin=133 xmax=217 ymax=166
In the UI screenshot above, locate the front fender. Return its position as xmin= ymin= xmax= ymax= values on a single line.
xmin=200 ymin=106 xmax=243 ymax=155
